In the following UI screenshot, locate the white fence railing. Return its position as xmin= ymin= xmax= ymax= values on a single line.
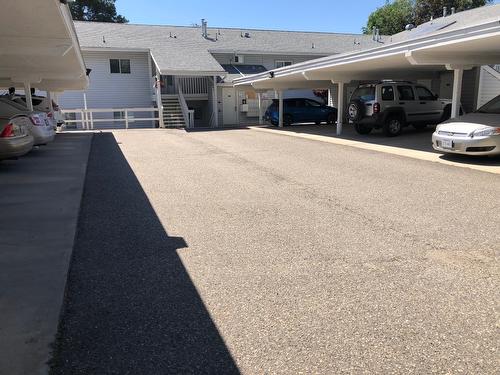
xmin=177 ymin=76 xmax=209 ymax=96
xmin=176 ymin=84 xmax=195 ymax=128
xmin=61 ymin=107 xmax=160 ymax=130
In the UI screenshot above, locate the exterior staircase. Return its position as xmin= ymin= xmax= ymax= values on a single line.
xmin=161 ymin=96 xmax=186 ymax=127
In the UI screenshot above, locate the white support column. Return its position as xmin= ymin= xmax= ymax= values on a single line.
xmin=47 ymin=91 xmax=54 ymax=113
xmin=23 ymin=82 xmax=33 ymax=111
xmin=83 ymin=92 xmax=89 ymax=130
xmin=278 ymin=90 xmax=284 ymax=128
xmin=258 ymin=93 xmax=263 ymax=125
xmin=154 ymin=65 xmax=164 ymax=128
xmin=451 ymin=68 xmax=463 ymax=119
xmin=213 ymin=76 xmax=219 ymax=127
xmin=336 ymin=81 xmax=345 ymax=135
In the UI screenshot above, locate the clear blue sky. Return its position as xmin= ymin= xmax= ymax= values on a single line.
xmin=115 ymin=0 xmax=391 ymax=34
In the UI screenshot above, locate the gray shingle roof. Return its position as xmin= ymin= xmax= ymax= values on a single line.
xmin=390 ymin=3 xmax=500 ymax=43
xmin=74 ymin=21 xmax=385 ymax=74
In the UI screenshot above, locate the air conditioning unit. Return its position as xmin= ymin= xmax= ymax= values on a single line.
xmin=234 ymin=55 xmax=244 ymax=64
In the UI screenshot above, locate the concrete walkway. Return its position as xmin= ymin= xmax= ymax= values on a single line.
xmin=250 ymin=124 xmax=500 ymax=175
xmin=0 ymin=133 xmax=92 ymax=375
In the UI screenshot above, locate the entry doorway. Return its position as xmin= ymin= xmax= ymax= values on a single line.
xmin=222 ymin=87 xmax=237 ymax=125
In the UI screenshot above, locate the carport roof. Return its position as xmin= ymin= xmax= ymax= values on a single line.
xmin=72 ymin=21 xmax=388 ymax=76
xmin=0 ymin=0 xmax=88 ymax=91
xmin=233 ymin=4 xmax=500 ymax=89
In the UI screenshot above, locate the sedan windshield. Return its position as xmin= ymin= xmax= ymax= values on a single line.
xmin=476 ymin=95 xmax=500 ymax=114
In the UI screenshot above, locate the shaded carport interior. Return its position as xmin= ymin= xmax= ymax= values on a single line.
xmin=0 ymin=0 xmax=88 ymax=108
xmin=0 ymin=1 xmax=89 ymax=375
xmin=234 ymin=18 xmax=500 ymax=133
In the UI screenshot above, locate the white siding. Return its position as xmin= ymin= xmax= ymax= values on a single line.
xmin=59 ymin=50 xmax=154 ymax=128
xmin=477 ymin=66 xmax=500 ymax=108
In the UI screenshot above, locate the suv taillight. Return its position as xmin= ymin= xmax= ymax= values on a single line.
xmin=29 ymin=114 xmax=43 ymax=126
xmin=373 ymin=102 xmax=380 ymax=114
xmin=0 ymin=123 xmax=14 ymax=138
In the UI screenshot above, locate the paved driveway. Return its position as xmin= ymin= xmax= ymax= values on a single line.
xmin=51 ymin=129 xmax=499 ymax=374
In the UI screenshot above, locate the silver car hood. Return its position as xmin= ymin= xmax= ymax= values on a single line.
xmin=439 ymin=113 xmax=500 ymax=133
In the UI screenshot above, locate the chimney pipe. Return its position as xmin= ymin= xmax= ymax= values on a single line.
xmin=372 ymin=26 xmax=376 ymax=41
xmin=451 ymin=7 xmax=455 ymax=15
xmin=201 ymin=19 xmax=208 ymax=38
xmin=443 ymin=6 xmax=447 ymax=17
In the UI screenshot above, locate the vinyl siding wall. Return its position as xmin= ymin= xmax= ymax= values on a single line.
xmin=477 ymin=66 xmax=500 ymax=108
xmin=59 ymin=50 xmax=155 ymax=128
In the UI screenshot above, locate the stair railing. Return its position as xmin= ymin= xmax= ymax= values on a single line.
xmin=176 ymin=78 xmax=195 ymax=128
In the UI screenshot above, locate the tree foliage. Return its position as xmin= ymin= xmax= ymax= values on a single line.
xmin=364 ymin=0 xmax=491 ymax=35
xmin=414 ymin=0 xmax=491 ymax=25
xmin=363 ymin=0 xmax=414 ymax=36
xmin=70 ymin=0 xmax=128 ymax=23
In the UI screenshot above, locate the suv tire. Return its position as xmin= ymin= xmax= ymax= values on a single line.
xmin=284 ymin=114 xmax=293 ymax=126
xmin=348 ymin=100 xmax=365 ymax=122
xmin=383 ymin=115 xmax=404 ymax=137
xmin=354 ymin=123 xmax=372 ymax=135
xmin=441 ymin=105 xmax=452 ymax=122
xmin=327 ymin=113 xmax=336 ymax=124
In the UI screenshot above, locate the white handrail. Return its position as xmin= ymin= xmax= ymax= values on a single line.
xmin=176 ymin=80 xmax=194 ymax=128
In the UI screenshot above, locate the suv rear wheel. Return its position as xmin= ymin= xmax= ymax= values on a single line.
xmin=348 ymin=100 xmax=365 ymax=122
xmin=354 ymin=123 xmax=372 ymax=135
xmin=383 ymin=115 xmax=403 ymax=137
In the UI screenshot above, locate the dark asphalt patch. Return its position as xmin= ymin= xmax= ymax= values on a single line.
xmin=49 ymin=133 xmax=239 ymax=375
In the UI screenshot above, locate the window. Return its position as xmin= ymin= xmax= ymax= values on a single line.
xmin=113 ymin=111 xmax=125 ymax=119
xmin=351 ymin=86 xmax=375 ymax=102
xmin=397 ymin=85 xmax=415 ymax=101
xmin=276 ymin=61 xmax=293 ymax=69
xmin=415 ymin=86 xmax=435 ymax=101
xmin=305 ymin=99 xmax=321 ymax=107
xmin=120 ymin=59 xmax=131 ymax=74
xmin=110 ymin=59 xmax=131 ymax=74
xmin=381 ymin=86 xmax=394 ymax=101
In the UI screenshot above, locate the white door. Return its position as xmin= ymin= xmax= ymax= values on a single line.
xmin=222 ymin=87 xmax=237 ymax=125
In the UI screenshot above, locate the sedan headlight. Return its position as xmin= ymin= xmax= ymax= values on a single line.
xmin=472 ymin=127 xmax=500 ymax=137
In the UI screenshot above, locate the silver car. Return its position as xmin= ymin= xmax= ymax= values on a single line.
xmin=433 ymin=95 xmax=500 ymax=156
xmin=0 ymin=115 xmax=34 ymax=160
xmin=0 ymin=98 xmax=55 ymax=145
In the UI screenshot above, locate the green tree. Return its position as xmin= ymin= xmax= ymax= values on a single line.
xmin=69 ymin=0 xmax=128 ymax=23
xmin=364 ymin=0 xmax=492 ymax=35
xmin=414 ymin=0 xmax=491 ymax=25
xmin=363 ymin=0 xmax=414 ymax=36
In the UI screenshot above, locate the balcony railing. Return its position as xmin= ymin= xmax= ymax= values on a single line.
xmin=177 ymin=76 xmax=209 ymax=96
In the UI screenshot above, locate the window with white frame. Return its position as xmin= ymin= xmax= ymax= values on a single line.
xmin=275 ymin=60 xmax=293 ymax=69
xmin=110 ymin=59 xmax=131 ymax=74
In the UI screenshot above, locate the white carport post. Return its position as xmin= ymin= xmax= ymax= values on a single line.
xmin=213 ymin=76 xmax=219 ymax=127
xmin=335 ymin=81 xmax=345 ymax=135
xmin=47 ymin=91 xmax=54 ymax=113
xmin=23 ymin=81 xmax=33 ymax=111
xmin=258 ymin=93 xmax=263 ymax=125
xmin=451 ymin=68 xmax=464 ymax=119
xmin=278 ymin=90 xmax=284 ymax=127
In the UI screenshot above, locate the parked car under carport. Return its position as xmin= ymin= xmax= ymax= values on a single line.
xmin=0 ymin=115 xmax=34 ymax=160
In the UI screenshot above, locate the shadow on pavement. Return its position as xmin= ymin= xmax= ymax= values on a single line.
xmin=50 ymin=133 xmax=239 ymax=374
xmin=184 ymin=125 xmax=250 ymax=132
xmin=261 ymin=123 xmax=500 ymax=167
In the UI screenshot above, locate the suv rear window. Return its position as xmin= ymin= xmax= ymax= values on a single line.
xmin=397 ymin=86 xmax=415 ymax=101
xmin=351 ymin=87 xmax=375 ymax=102
xmin=381 ymin=86 xmax=394 ymax=101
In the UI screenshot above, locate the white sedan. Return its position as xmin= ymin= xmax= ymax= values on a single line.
xmin=433 ymin=95 xmax=500 ymax=156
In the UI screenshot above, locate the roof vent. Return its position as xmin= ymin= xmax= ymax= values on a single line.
xmin=244 ymin=32 xmax=250 ymax=38
xmin=443 ymin=6 xmax=447 ymax=17
xmin=451 ymin=7 xmax=455 ymax=15
xmin=102 ymin=35 xmax=106 ymax=43
xmin=201 ymin=19 xmax=208 ymax=38
xmin=405 ymin=24 xmax=415 ymax=31
xmin=311 ymin=42 xmax=315 ymax=49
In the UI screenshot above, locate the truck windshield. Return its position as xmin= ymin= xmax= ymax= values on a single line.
xmin=351 ymin=87 xmax=375 ymax=102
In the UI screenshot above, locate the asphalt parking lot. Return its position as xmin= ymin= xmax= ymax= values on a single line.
xmin=47 ymin=128 xmax=499 ymax=374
